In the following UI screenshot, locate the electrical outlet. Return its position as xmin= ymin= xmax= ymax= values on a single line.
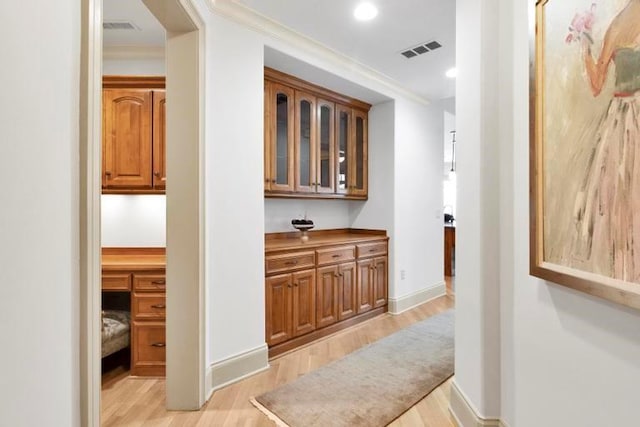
xmin=400 ymin=270 xmax=406 ymax=280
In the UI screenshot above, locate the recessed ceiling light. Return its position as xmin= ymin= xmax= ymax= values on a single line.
xmin=446 ymin=68 xmax=457 ymax=78
xmin=354 ymin=2 xmax=378 ymax=21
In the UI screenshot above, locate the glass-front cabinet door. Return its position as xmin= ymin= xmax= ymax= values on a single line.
xmin=316 ymin=99 xmax=335 ymax=194
xmin=351 ymin=109 xmax=368 ymax=196
xmin=267 ymin=82 xmax=295 ymax=192
xmin=335 ymin=104 xmax=351 ymax=195
xmin=295 ymin=91 xmax=316 ymax=193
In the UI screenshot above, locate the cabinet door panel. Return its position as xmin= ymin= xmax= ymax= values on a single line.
xmin=316 ymin=265 xmax=338 ymax=328
xmin=357 ymin=259 xmax=374 ymax=313
xmin=152 ymin=90 xmax=166 ymax=190
xmin=316 ymin=100 xmax=335 ymax=193
xmin=373 ymin=257 xmax=388 ymax=308
xmin=270 ymin=84 xmax=295 ymax=192
xmin=335 ymin=105 xmax=351 ymax=195
xmin=351 ymin=109 xmax=368 ymax=196
xmin=266 ymin=274 xmax=292 ymax=345
xmin=295 ymin=91 xmax=316 ymax=193
xmin=103 ymin=89 xmax=153 ymax=188
xmin=292 ymin=269 xmax=316 ymax=337
xmin=338 ymin=262 xmax=357 ymax=320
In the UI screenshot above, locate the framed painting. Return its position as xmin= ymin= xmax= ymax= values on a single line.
xmin=531 ymin=0 xmax=640 ymax=309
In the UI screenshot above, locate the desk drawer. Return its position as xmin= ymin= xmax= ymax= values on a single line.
xmin=133 ymin=293 xmax=166 ymax=320
xmin=266 ymin=251 xmax=315 ymax=274
xmin=133 ymin=321 xmax=166 ymax=365
xmin=356 ymin=242 xmax=387 ymax=259
xmin=133 ymin=274 xmax=166 ymax=291
xmin=102 ymin=273 xmax=131 ymax=291
xmin=316 ymin=246 xmax=355 ymax=266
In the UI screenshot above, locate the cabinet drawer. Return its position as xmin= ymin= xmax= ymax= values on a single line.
xmin=316 ymin=246 xmax=355 ymax=266
xmin=133 ymin=293 xmax=166 ymax=320
xmin=266 ymin=251 xmax=315 ymax=274
xmin=357 ymin=242 xmax=387 ymax=259
xmin=133 ymin=321 xmax=166 ymax=365
xmin=102 ymin=273 xmax=131 ymax=291
xmin=133 ymin=274 xmax=166 ymax=291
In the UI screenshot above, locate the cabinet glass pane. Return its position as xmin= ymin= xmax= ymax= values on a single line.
xmin=338 ymin=111 xmax=349 ymax=190
xmin=299 ymin=100 xmax=312 ymax=187
xmin=355 ymin=116 xmax=364 ymax=189
xmin=276 ymin=93 xmax=289 ymax=185
xmin=319 ymin=105 xmax=331 ymax=188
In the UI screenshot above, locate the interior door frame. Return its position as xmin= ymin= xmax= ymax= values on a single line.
xmin=79 ymin=0 xmax=207 ymax=424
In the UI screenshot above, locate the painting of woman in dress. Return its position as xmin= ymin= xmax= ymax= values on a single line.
xmin=540 ymin=0 xmax=640 ymax=285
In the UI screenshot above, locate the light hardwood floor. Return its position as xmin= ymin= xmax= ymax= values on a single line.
xmin=102 ymin=291 xmax=455 ymax=426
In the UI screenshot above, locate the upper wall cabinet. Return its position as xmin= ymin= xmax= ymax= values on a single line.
xmin=102 ymin=76 xmax=166 ymax=194
xmin=264 ymin=68 xmax=371 ymax=200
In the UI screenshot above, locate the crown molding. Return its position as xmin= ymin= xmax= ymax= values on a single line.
xmin=103 ymin=45 xmax=165 ymax=60
xmin=207 ymin=0 xmax=430 ymax=106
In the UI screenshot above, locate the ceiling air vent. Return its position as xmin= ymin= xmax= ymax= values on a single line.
xmin=103 ymin=21 xmax=139 ymax=30
xmin=400 ymin=40 xmax=443 ymax=59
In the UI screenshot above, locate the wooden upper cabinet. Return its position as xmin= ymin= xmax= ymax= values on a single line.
xmin=264 ymin=68 xmax=369 ymax=200
xmin=316 ymin=99 xmax=335 ymax=194
xmin=103 ymin=89 xmax=153 ymax=189
xmin=295 ymin=91 xmax=317 ymax=193
xmin=102 ymin=76 xmax=166 ymax=194
xmin=265 ymin=82 xmax=295 ymax=192
xmin=152 ymin=90 xmax=167 ymax=190
xmin=351 ymin=109 xmax=368 ymax=197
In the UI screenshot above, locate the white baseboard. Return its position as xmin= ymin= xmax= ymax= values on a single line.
xmin=388 ymin=281 xmax=446 ymax=314
xmin=205 ymin=343 xmax=270 ymax=399
xmin=449 ymin=380 xmax=503 ymax=427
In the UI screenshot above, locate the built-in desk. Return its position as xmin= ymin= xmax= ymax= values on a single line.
xmin=444 ymin=224 xmax=455 ymax=276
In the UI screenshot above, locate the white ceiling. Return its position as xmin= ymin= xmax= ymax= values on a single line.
xmin=102 ymin=0 xmax=456 ymax=101
xmin=236 ymin=0 xmax=456 ymax=101
xmin=103 ymin=0 xmax=165 ymax=47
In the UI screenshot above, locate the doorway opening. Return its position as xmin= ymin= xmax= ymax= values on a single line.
xmin=80 ymin=0 xmax=206 ymax=424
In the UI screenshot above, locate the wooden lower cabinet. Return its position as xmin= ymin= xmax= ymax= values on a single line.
xmin=266 ymin=269 xmax=316 ymax=346
xmin=265 ymin=230 xmax=388 ymax=357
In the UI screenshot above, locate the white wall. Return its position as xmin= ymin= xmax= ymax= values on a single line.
xmin=393 ymin=99 xmax=444 ymax=299
xmin=101 ymin=195 xmax=166 ymax=247
xmin=265 ymin=199 xmax=352 ymax=233
xmin=206 ymin=13 xmax=266 ymax=363
xmin=103 ymin=57 xmax=165 ymax=75
xmin=503 ymin=1 xmax=640 ymax=426
xmin=454 ymin=1 xmax=640 ymax=426
xmin=0 ymin=0 xmax=80 ymax=425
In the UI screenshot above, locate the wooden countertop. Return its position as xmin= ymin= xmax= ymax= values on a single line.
xmin=102 ymin=247 xmax=166 ymax=271
xmin=265 ymin=228 xmax=388 ymax=253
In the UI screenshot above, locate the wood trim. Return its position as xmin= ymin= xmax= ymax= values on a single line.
xmin=265 ymin=192 xmax=366 ymax=200
xmin=265 ymin=67 xmax=372 ymax=112
xmin=103 ymin=75 xmax=166 ymax=89
xmin=268 ymin=306 xmax=387 ymax=358
xmin=265 ymin=228 xmax=387 ymax=242
xmin=102 ymin=188 xmax=165 ymax=195
xmin=102 ymin=247 xmax=166 ymax=255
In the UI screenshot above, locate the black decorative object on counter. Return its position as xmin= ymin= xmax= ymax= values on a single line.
xmin=291 ymin=218 xmax=314 ymax=242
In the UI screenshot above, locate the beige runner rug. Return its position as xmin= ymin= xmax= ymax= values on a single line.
xmin=251 ymin=309 xmax=454 ymax=427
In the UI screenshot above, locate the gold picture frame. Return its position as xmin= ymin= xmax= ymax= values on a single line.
xmin=531 ymin=0 xmax=640 ymax=309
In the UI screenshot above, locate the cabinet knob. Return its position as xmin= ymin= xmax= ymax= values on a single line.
xmin=339 ymin=273 xmax=343 ymax=277
xmin=288 ymin=284 xmax=292 ymax=288
xmin=105 ymin=171 xmax=112 ymax=176
xmin=294 ymin=282 xmax=299 ymax=287
xmin=154 ymin=171 xmax=161 ymax=177
xmin=151 ymin=342 xmax=166 ymax=348
xmin=271 ymin=179 xmax=276 ymax=183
